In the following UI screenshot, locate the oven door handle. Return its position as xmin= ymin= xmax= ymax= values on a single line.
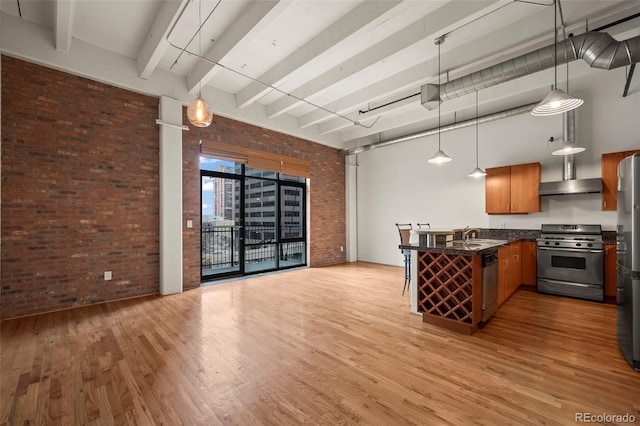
xmin=537 ymin=247 xmax=603 ymax=254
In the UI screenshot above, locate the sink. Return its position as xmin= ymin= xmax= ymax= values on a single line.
xmin=465 ymin=238 xmax=508 ymax=245
xmin=451 ymin=242 xmax=482 ymax=249
xmin=449 ymin=239 xmax=508 ymax=250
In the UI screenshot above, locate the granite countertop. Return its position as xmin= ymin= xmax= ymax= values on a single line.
xmin=399 ymin=239 xmax=508 ymax=255
xmin=399 ymin=228 xmax=615 ymax=255
xmin=399 ymin=228 xmax=541 ymax=255
xmin=602 ymin=231 xmax=616 ymax=245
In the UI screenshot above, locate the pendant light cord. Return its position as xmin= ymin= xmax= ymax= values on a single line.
xmin=437 ymin=40 xmax=442 ymax=150
xmin=475 ymin=91 xmax=479 ymax=168
xmin=198 ymin=0 xmax=202 ymax=98
xmin=553 ymin=0 xmax=557 ymax=90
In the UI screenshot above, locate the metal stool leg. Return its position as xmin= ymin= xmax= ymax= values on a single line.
xmin=402 ymin=252 xmax=411 ymax=295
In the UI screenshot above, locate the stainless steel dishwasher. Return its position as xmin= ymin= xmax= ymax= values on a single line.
xmin=481 ymin=251 xmax=499 ymax=322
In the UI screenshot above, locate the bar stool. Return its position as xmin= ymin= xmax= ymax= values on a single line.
xmin=395 ymin=223 xmax=412 ymax=295
xmin=417 ymin=223 xmax=431 ymax=230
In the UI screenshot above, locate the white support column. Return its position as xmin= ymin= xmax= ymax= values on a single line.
xmin=345 ymin=155 xmax=358 ymax=262
xmin=158 ymin=96 xmax=184 ymax=295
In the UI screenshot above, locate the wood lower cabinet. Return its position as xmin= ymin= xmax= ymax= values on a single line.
xmin=521 ymin=241 xmax=537 ymax=286
xmin=602 ymin=150 xmax=640 ymax=211
xmin=604 ymin=244 xmax=617 ymax=300
xmin=498 ymin=242 xmax=521 ymax=305
xmin=486 ymin=162 xmax=541 ymax=214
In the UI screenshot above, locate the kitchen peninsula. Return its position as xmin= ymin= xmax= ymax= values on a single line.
xmin=400 ymin=228 xmax=540 ymax=334
xmin=400 ymin=235 xmax=506 ymax=334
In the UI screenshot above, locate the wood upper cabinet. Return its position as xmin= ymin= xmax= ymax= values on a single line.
xmin=521 ymin=241 xmax=537 ymax=286
xmin=602 ymin=150 xmax=640 ymax=211
xmin=604 ymin=244 xmax=617 ymax=299
xmin=498 ymin=242 xmax=522 ymax=306
xmin=486 ymin=163 xmax=541 ymax=214
xmin=510 ymin=164 xmax=541 ymax=214
xmin=485 ymin=166 xmax=511 ymax=214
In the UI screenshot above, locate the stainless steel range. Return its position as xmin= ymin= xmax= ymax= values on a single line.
xmin=537 ymin=224 xmax=604 ymax=302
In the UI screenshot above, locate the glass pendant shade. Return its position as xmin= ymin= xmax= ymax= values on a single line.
xmin=468 ymin=167 xmax=487 ymax=178
xmin=187 ymin=96 xmax=213 ymax=127
xmin=532 ymin=88 xmax=583 ymax=116
xmin=552 ymin=142 xmax=586 ymax=155
xmin=428 ymin=149 xmax=452 ymax=164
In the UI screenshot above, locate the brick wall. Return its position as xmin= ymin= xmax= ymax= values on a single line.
xmin=1 ymin=56 xmax=346 ymax=318
xmin=1 ymin=57 xmax=160 ymax=318
xmin=182 ymin=113 xmax=347 ymax=288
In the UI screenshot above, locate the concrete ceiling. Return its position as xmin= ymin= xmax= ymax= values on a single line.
xmin=1 ymin=0 xmax=639 ymax=150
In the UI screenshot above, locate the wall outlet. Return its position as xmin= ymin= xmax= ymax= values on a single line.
xmin=104 ymin=271 xmax=112 ymax=281
xmin=187 ymin=220 xmax=193 ymax=228
xmin=340 ymin=246 xmax=344 ymax=252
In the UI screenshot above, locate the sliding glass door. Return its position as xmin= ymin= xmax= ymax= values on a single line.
xmin=200 ymin=159 xmax=307 ymax=282
xmin=201 ymin=173 xmax=243 ymax=278
xmin=279 ymin=183 xmax=306 ymax=267
xmin=244 ymin=176 xmax=278 ymax=273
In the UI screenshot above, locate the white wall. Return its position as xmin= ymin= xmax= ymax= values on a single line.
xmin=351 ymin=66 xmax=640 ymax=266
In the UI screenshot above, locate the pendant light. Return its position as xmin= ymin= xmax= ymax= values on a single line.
xmin=187 ymin=0 xmax=213 ymax=128
xmin=428 ymin=36 xmax=452 ymax=164
xmin=468 ymin=91 xmax=486 ymax=178
xmin=552 ymin=11 xmax=585 ymax=156
xmin=531 ymin=0 xmax=583 ymax=116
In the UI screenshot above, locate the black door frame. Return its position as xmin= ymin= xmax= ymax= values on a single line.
xmin=200 ymin=166 xmax=307 ymax=282
xmin=200 ymin=169 xmax=245 ymax=280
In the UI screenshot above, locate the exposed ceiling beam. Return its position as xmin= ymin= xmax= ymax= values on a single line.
xmin=298 ymin=61 xmax=431 ymax=129
xmin=186 ymin=0 xmax=288 ymax=94
xmin=54 ymin=0 xmax=76 ymax=54
xmin=266 ymin=0 xmax=503 ymax=119
xmin=299 ymin=0 xmax=636 ymax=136
xmin=235 ymin=0 xmax=404 ymax=110
xmin=137 ymin=0 xmax=189 ymax=80
xmin=0 ymin=11 xmax=343 ymax=148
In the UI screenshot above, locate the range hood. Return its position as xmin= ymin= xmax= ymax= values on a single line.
xmin=539 ymin=178 xmax=603 ymax=196
xmin=538 ymin=110 xmax=602 ymax=196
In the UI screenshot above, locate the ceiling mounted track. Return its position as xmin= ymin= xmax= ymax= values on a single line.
xmin=422 ymin=31 xmax=640 ymax=109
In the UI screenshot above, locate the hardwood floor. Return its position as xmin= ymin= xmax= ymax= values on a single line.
xmin=2 ymin=262 xmax=639 ymax=425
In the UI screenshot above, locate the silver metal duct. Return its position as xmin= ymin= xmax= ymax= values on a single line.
xmin=562 ymin=111 xmax=576 ymax=180
xmin=422 ymin=31 xmax=640 ymax=109
xmin=538 ymin=109 xmax=603 ymax=196
xmin=341 ymin=102 xmax=538 ymax=156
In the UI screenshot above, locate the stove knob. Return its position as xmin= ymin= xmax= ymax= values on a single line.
xmin=554 ymin=242 xmax=560 ymax=246
xmin=545 ymin=241 xmax=550 ymax=245
xmin=587 ymin=243 xmax=593 ymax=247
xmin=576 ymin=243 xmax=582 ymax=247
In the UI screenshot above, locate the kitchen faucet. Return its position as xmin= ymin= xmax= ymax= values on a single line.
xmin=463 ymin=226 xmax=480 ymax=241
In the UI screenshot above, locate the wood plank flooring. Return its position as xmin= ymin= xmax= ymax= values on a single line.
xmin=2 ymin=262 xmax=640 ymax=425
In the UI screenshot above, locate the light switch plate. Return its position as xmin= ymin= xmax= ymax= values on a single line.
xmin=187 ymin=220 xmax=193 ymax=228
xmin=104 ymin=271 xmax=112 ymax=281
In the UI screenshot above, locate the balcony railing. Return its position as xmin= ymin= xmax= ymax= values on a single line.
xmin=202 ymin=224 xmax=304 ymax=271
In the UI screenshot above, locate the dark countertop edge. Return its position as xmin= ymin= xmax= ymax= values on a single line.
xmin=399 ymin=242 xmax=505 ymax=255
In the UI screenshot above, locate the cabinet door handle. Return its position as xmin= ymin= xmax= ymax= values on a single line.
xmin=604 ymin=200 xmax=607 ymax=208
xmin=515 ymin=254 xmax=519 ymax=262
